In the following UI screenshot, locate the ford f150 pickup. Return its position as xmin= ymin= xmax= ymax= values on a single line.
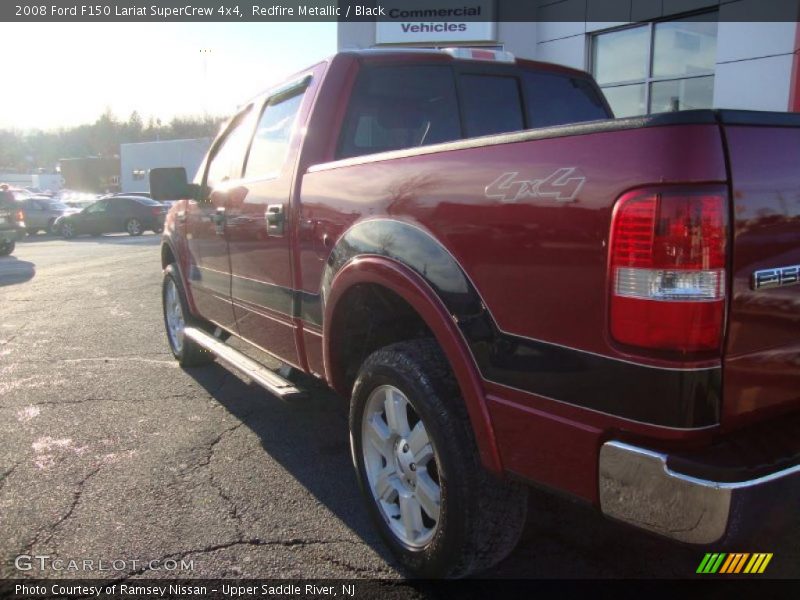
xmin=151 ymin=48 xmax=800 ymax=577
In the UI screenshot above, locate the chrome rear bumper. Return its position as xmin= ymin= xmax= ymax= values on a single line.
xmin=599 ymin=441 xmax=800 ymax=544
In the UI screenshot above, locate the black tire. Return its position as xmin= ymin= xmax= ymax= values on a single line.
xmin=153 ymin=226 xmax=164 ymax=234
xmin=162 ymin=263 xmax=215 ymax=367
xmin=0 ymin=241 xmax=14 ymax=256
xmin=350 ymin=339 xmax=528 ymax=578
xmin=126 ymin=218 xmax=143 ymax=236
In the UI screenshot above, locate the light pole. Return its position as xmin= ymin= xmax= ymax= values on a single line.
xmin=200 ymin=48 xmax=212 ymax=115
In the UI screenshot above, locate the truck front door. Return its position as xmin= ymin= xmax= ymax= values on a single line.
xmin=224 ymin=76 xmax=312 ymax=367
xmin=184 ymin=106 xmax=256 ymax=333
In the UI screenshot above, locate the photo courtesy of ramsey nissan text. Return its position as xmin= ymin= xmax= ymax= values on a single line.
xmin=1 ymin=1 xmax=800 ymax=598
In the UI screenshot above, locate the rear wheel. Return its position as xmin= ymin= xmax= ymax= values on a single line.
xmin=350 ymin=339 xmax=528 ymax=578
xmin=0 ymin=241 xmax=15 ymax=256
xmin=162 ymin=263 xmax=214 ymax=367
xmin=126 ymin=218 xmax=143 ymax=236
xmin=61 ymin=222 xmax=76 ymax=239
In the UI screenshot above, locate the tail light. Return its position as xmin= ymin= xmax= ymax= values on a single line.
xmin=15 ymin=209 xmax=25 ymax=227
xmin=609 ymin=187 xmax=727 ymax=353
xmin=152 ymin=206 xmax=163 ymax=216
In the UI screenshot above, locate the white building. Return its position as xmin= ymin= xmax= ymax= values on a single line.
xmin=338 ymin=0 xmax=800 ymax=116
xmin=0 ymin=172 xmax=62 ymax=192
xmin=120 ymin=138 xmax=211 ymax=193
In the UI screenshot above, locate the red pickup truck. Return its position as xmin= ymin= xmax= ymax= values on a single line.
xmin=151 ymin=48 xmax=800 ymax=577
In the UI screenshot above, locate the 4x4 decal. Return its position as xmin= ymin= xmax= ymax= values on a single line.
xmin=485 ymin=167 xmax=586 ymax=203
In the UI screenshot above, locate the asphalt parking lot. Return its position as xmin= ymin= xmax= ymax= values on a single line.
xmin=1 ymin=234 xmax=798 ymax=580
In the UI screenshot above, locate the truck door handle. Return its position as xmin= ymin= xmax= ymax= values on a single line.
xmin=266 ymin=204 xmax=285 ymax=235
xmin=212 ymin=208 xmax=226 ymax=235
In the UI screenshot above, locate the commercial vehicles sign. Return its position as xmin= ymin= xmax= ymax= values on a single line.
xmin=376 ymin=0 xmax=496 ymax=45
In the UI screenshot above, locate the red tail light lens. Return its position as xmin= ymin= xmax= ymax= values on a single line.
xmin=152 ymin=206 xmax=163 ymax=216
xmin=609 ymin=187 xmax=727 ymax=353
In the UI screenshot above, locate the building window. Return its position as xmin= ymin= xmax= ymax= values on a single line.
xmin=132 ymin=170 xmax=146 ymax=181
xmin=592 ymin=15 xmax=718 ymax=117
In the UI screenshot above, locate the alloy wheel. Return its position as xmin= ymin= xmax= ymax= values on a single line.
xmin=164 ymin=278 xmax=185 ymax=354
xmin=361 ymin=385 xmax=441 ymax=548
xmin=127 ymin=219 xmax=142 ymax=235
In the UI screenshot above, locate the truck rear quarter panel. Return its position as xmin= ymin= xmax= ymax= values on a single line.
xmin=299 ymin=123 xmax=728 ymax=500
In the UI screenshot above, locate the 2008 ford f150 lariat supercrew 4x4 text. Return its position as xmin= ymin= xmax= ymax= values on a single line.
xmin=150 ymin=49 xmax=800 ymax=577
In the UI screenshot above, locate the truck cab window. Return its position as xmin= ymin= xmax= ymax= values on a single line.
xmin=205 ymin=106 xmax=254 ymax=190
xmin=244 ymin=91 xmax=304 ymax=180
xmin=337 ymin=65 xmax=461 ymax=159
xmin=523 ymin=72 xmax=611 ymax=127
xmin=459 ymin=74 xmax=524 ymax=138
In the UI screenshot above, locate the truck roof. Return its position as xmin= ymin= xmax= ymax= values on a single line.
xmin=246 ymin=48 xmax=594 ymax=106
xmin=336 ymin=47 xmax=593 ymax=79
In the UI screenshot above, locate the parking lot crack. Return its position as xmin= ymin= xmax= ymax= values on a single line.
xmin=22 ymin=465 xmax=102 ymax=553
xmin=0 ymin=323 xmax=29 ymax=347
xmin=114 ymin=538 xmax=368 ymax=580
xmin=189 ymin=412 xmax=254 ymax=535
xmin=0 ymin=462 xmax=21 ymax=488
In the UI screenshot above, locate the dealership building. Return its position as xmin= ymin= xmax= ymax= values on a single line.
xmin=337 ymin=0 xmax=800 ymax=117
xmin=119 ymin=138 xmax=210 ymax=194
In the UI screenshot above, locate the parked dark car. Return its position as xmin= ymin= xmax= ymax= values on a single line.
xmin=102 ymin=192 xmax=152 ymax=199
xmin=0 ymin=190 xmax=26 ymax=256
xmin=18 ymin=198 xmax=80 ymax=235
xmin=54 ymin=195 xmax=167 ymax=238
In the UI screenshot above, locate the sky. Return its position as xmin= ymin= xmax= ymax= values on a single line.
xmin=0 ymin=23 xmax=337 ymax=130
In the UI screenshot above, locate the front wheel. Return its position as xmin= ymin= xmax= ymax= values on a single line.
xmin=350 ymin=339 xmax=528 ymax=578
xmin=126 ymin=218 xmax=143 ymax=236
xmin=0 ymin=241 xmax=15 ymax=256
xmin=162 ymin=263 xmax=214 ymax=367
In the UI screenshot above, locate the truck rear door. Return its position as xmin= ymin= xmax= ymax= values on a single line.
xmin=722 ymin=112 xmax=800 ymax=427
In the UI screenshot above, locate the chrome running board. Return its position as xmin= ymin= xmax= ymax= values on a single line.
xmin=184 ymin=327 xmax=306 ymax=400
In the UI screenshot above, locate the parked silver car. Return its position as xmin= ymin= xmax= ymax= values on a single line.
xmin=18 ymin=197 xmax=80 ymax=235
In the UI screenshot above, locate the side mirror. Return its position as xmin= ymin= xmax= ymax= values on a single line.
xmin=149 ymin=167 xmax=197 ymax=202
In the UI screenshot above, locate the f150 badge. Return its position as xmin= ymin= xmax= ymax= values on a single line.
xmin=752 ymin=264 xmax=800 ymax=290
xmin=485 ymin=167 xmax=586 ymax=203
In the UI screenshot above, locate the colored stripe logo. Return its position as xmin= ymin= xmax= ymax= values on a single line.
xmin=697 ymin=553 xmax=773 ymax=574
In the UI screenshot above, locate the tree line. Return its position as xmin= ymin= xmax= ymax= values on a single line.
xmin=0 ymin=110 xmax=226 ymax=173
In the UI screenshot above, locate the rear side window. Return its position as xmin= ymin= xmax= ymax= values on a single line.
xmin=244 ymin=91 xmax=304 ymax=179
xmin=337 ymin=65 xmax=461 ymax=159
xmin=459 ymin=75 xmax=524 ymax=138
xmin=523 ymin=72 xmax=610 ymax=127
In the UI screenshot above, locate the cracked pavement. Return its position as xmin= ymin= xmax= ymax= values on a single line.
xmin=1 ymin=234 xmax=798 ymax=580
